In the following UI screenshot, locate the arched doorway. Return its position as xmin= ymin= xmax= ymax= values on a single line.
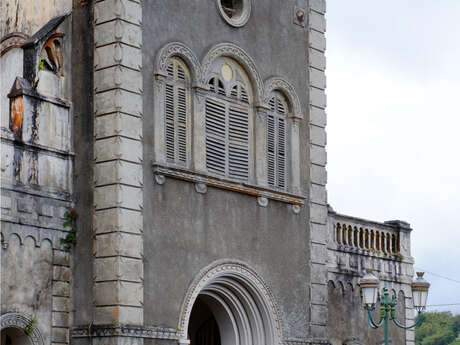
xmin=188 ymin=296 xmax=221 ymax=345
xmin=0 ymin=313 xmax=43 ymax=345
xmin=179 ymin=261 xmax=283 ymax=345
xmin=1 ymin=327 xmax=33 ymax=345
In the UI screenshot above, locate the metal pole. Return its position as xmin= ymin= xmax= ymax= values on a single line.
xmin=384 ymin=306 xmax=389 ymax=345
xmin=383 ymin=285 xmax=389 ymax=345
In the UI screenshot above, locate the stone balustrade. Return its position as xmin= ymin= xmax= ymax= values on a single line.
xmin=328 ymin=210 xmax=413 ymax=261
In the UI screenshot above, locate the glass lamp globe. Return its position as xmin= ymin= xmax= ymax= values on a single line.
xmin=359 ymin=269 xmax=380 ymax=308
xmin=412 ymin=272 xmax=430 ymax=311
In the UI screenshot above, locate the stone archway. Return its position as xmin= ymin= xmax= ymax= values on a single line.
xmin=0 ymin=313 xmax=44 ymax=345
xmin=179 ymin=260 xmax=283 ymax=345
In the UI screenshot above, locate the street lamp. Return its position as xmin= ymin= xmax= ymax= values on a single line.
xmin=358 ymin=269 xmax=430 ymax=345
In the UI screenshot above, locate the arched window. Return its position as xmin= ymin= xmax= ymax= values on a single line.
xmin=205 ymin=58 xmax=251 ymax=181
xmin=267 ymin=92 xmax=288 ymax=190
xmin=164 ymin=57 xmax=191 ymax=166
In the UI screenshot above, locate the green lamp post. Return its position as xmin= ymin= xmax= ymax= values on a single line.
xmin=359 ymin=270 xmax=430 ymax=345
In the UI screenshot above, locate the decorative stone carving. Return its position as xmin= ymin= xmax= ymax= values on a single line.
xmin=194 ymin=183 xmax=207 ymax=194
xmin=155 ymin=42 xmax=202 ymax=87
xmin=201 ymin=43 xmax=264 ymax=103
xmin=263 ymin=77 xmax=303 ymax=119
xmin=154 ymin=174 xmax=166 ymax=185
xmin=257 ymin=196 xmax=268 ymax=207
xmin=291 ymin=204 xmax=301 ymax=214
xmin=71 ymin=325 xmax=179 ymax=339
xmin=0 ymin=313 xmax=44 ymax=345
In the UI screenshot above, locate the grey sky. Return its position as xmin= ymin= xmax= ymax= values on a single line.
xmin=326 ymin=1 xmax=460 ymax=314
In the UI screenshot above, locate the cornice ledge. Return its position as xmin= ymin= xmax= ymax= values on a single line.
xmin=152 ymin=163 xmax=306 ymax=206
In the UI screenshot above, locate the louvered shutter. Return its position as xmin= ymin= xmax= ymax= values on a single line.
xmin=228 ymin=104 xmax=249 ymax=179
xmin=205 ymin=98 xmax=227 ymax=175
xmin=164 ymin=60 xmax=189 ymax=165
xmin=267 ymin=114 xmax=276 ymax=186
xmin=277 ymin=116 xmax=286 ymax=189
xmin=176 ymin=86 xmax=187 ymax=163
xmin=267 ymin=95 xmax=287 ymax=190
xmin=165 ymin=83 xmax=175 ymax=161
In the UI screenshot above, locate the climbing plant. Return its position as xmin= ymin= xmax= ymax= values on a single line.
xmin=60 ymin=208 xmax=77 ymax=250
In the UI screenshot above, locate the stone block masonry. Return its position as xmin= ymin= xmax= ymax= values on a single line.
xmin=92 ymin=0 xmax=144 ymax=335
xmin=307 ymin=0 xmax=329 ymax=343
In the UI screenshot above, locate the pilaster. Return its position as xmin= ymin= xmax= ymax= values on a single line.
xmin=92 ymin=0 xmax=144 ymax=336
xmin=307 ymin=0 xmax=328 ymax=343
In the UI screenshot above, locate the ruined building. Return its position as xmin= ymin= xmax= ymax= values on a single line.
xmin=1 ymin=1 xmax=416 ymax=345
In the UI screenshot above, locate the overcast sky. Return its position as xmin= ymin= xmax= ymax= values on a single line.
xmin=326 ymin=1 xmax=460 ymax=314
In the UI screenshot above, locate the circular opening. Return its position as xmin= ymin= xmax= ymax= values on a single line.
xmin=217 ymin=0 xmax=251 ymax=27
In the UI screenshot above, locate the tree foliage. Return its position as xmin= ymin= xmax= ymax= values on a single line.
xmin=416 ymin=312 xmax=459 ymax=345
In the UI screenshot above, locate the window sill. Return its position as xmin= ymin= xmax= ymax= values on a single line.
xmin=152 ymin=163 xmax=306 ymax=206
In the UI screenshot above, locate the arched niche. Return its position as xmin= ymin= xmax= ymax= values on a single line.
xmin=178 ymin=260 xmax=283 ymax=345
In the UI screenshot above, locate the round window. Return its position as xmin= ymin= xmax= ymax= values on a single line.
xmin=217 ymin=0 xmax=251 ymax=27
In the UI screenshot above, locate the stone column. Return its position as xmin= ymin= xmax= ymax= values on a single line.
xmin=92 ymin=0 xmax=144 ymax=340
xmin=153 ymin=74 xmax=167 ymax=165
xmin=290 ymin=117 xmax=301 ymax=194
xmin=254 ymin=106 xmax=268 ymax=187
xmin=193 ymin=87 xmax=208 ymax=174
xmin=307 ymin=0 xmax=328 ymax=343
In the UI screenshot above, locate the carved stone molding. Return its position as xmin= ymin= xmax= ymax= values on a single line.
xmin=178 ymin=259 xmax=285 ymax=342
xmin=201 ymin=43 xmax=264 ymax=103
xmin=71 ymin=325 xmax=179 ymax=340
xmin=0 ymin=32 xmax=28 ymax=57
xmin=153 ymin=164 xmax=306 ymax=206
xmin=155 ymin=42 xmax=202 ymax=87
xmin=0 ymin=313 xmax=44 ymax=345
xmin=264 ymin=77 xmax=303 ymax=119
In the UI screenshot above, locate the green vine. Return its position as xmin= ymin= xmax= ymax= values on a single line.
xmin=38 ymin=59 xmax=45 ymax=71
xmin=24 ymin=317 xmax=36 ymax=336
xmin=60 ymin=208 xmax=77 ymax=250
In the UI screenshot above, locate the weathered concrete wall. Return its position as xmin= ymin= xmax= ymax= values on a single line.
xmin=1 ymin=13 xmax=74 ymax=345
xmin=327 ymin=281 xmax=406 ymax=345
xmin=327 ymin=210 xmax=416 ymax=345
xmin=0 ymin=0 xmax=72 ymax=38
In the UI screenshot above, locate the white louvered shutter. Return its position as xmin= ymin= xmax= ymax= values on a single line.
xmin=206 ymin=74 xmax=250 ymax=181
xmin=228 ymin=104 xmax=249 ymax=179
xmin=164 ymin=60 xmax=189 ymax=165
xmin=267 ymin=95 xmax=287 ymax=190
xmin=165 ymin=83 xmax=175 ymax=162
xmin=205 ymin=98 xmax=227 ymax=175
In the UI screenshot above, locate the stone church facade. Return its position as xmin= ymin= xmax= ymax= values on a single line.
xmin=0 ymin=1 xmax=416 ymax=345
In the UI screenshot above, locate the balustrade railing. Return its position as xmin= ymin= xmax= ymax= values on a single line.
xmin=330 ymin=213 xmax=406 ymax=258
